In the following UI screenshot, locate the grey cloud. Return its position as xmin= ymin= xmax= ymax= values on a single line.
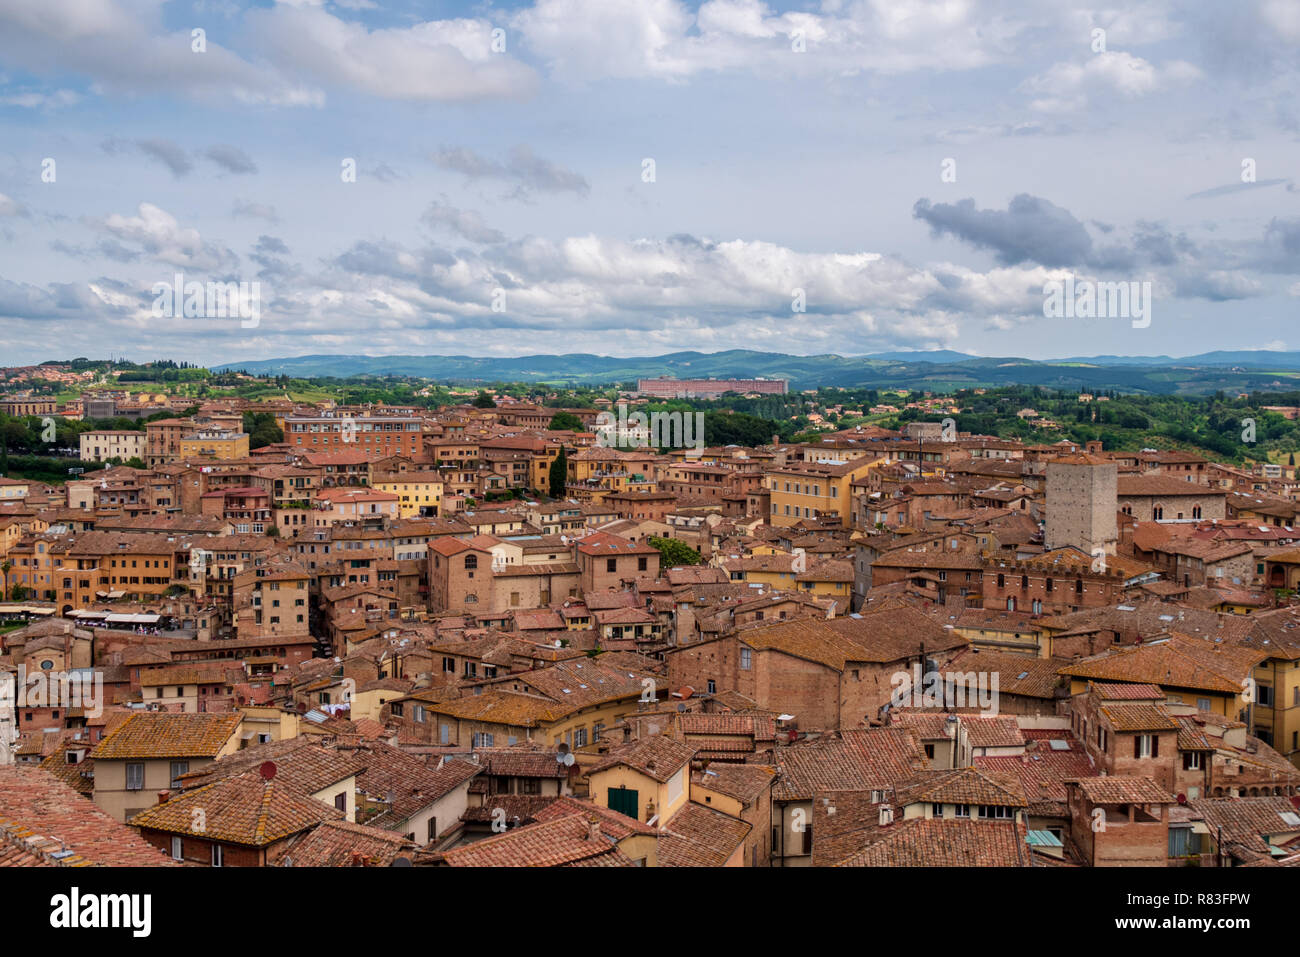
xmin=431 ymin=145 xmax=588 ymax=198
xmin=1187 ymin=179 xmax=1292 ymax=199
xmin=205 ymin=145 xmax=258 ymax=174
xmin=422 ymin=200 xmax=506 ymax=244
xmin=137 ymin=138 xmax=194 ymax=177
xmin=913 ymin=194 xmax=1093 ymax=267
xmin=232 ymin=200 xmax=279 ymax=223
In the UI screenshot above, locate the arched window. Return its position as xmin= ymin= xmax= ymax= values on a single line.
xmin=464 ymin=555 xmax=478 ymax=570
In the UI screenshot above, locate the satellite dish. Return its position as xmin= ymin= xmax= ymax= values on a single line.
xmin=561 ymin=753 xmax=575 ymax=767
xmin=259 ymin=761 xmax=278 ymax=780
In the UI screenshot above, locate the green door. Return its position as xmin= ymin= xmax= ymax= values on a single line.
xmin=607 ymin=787 xmax=639 ymax=819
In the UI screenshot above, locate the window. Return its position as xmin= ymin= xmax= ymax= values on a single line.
xmin=170 ymin=761 xmax=189 ymax=789
xmin=707 ymin=679 xmax=716 ymax=694
xmin=1183 ymin=752 xmax=1202 ymax=771
xmin=464 ymin=555 xmax=477 ymax=570
xmin=953 ymin=804 xmax=970 ymax=818
xmin=740 ymin=648 xmax=752 ymax=670
xmin=1134 ymin=734 xmax=1157 ymax=759
xmin=607 ymin=558 xmax=618 ymax=573
xmin=1169 ymin=827 xmax=1202 ymax=857
xmin=1258 ymin=685 xmax=1275 ymax=707
xmin=978 ymin=805 xmax=1012 ymax=819
xmin=211 ymin=844 xmax=223 ymax=867
xmin=335 ymin=792 xmax=347 ymax=812
xmin=638 ymin=557 xmax=648 ymax=571
xmin=126 ymin=762 xmax=145 ymax=791
xmin=171 ymin=836 xmax=182 ymax=860
xmin=607 ymin=787 xmax=639 ymax=819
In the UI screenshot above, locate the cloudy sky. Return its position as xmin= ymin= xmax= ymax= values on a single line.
xmin=1 ymin=0 xmax=1298 ymax=367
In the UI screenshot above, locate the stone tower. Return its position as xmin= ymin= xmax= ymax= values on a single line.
xmin=1045 ymin=454 xmax=1118 ymax=556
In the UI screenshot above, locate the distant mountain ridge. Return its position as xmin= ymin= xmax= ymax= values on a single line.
xmin=211 ymin=349 xmax=1300 ymax=395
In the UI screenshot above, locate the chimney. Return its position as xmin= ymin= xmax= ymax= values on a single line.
xmin=156 ymin=789 xmax=171 ymax=805
xmin=587 ymin=819 xmax=602 ymax=842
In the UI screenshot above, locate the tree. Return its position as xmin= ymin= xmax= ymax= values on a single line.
xmin=243 ymin=412 xmax=284 ymax=450
xmin=549 ymin=411 xmax=583 ymax=431
xmin=472 ymin=391 xmax=497 ymax=409
xmin=647 ymin=536 xmax=702 ymax=567
xmin=0 ymin=559 xmax=9 ymax=600
xmin=549 ymin=446 xmax=568 ymax=498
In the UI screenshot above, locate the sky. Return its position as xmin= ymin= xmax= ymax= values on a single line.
xmin=0 ymin=0 xmax=1298 ymax=367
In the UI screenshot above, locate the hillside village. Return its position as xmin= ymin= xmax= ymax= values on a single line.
xmin=1 ymin=383 xmax=1299 ymax=868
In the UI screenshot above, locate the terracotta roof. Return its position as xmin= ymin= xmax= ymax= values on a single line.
xmin=836 ymin=817 xmax=1030 ymax=867
xmin=975 ymin=732 xmax=1097 ymax=813
xmin=129 ymin=770 xmax=342 ymax=846
xmin=1099 ymin=702 xmax=1180 ymax=732
xmin=0 ymin=766 xmax=175 ymax=866
xmin=1090 ymin=681 xmax=1165 ymax=700
xmin=692 ymin=763 xmax=777 ymax=803
xmin=269 ymin=819 xmax=417 ymax=867
xmin=1118 ymin=475 xmax=1226 ymax=497
xmin=1059 ymin=634 xmax=1265 ymax=695
xmin=475 ymin=748 xmax=569 ymax=779
xmin=773 ymin=728 xmax=928 ymax=801
xmin=959 ymin=715 xmax=1027 ymax=749
xmin=91 ymin=711 xmax=242 ymax=760
xmin=178 ymin=737 xmax=366 ymax=795
xmin=1069 ymin=775 xmax=1177 ymax=805
xmin=896 ymin=766 xmax=1028 ymax=808
xmin=660 ymin=801 xmax=751 ymax=866
xmin=588 ymin=736 xmax=695 ymax=783
xmin=438 ymin=797 xmax=653 ymax=867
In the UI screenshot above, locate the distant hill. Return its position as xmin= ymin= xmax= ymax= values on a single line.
xmin=211 ymin=349 xmax=1300 ymax=395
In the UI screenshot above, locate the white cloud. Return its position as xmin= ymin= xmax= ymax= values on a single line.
xmin=0 ymin=0 xmax=535 ymax=105
xmin=1021 ymin=50 xmax=1200 ymax=111
xmin=513 ymin=0 xmax=1027 ymax=82
xmin=98 ymin=203 xmax=237 ymax=271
